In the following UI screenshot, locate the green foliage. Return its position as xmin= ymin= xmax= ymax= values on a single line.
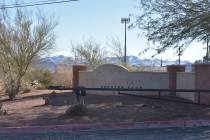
xmin=132 ymin=0 xmax=210 ymax=55
xmin=26 ymin=69 xmax=53 ymax=88
xmin=203 ymin=55 xmax=210 ymax=62
xmin=0 ymin=7 xmax=57 ymax=99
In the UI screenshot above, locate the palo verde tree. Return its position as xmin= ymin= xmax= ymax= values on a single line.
xmin=0 ymin=8 xmax=57 ymax=100
xmin=131 ymin=0 xmax=210 ymax=61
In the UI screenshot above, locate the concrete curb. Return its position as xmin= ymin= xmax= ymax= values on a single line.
xmin=1 ymin=120 xmax=210 ymax=134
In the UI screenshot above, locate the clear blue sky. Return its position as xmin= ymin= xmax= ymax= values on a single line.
xmin=6 ymin=0 xmax=207 ymax=62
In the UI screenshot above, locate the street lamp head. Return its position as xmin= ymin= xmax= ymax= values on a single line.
xmin=121 ymin=18 xmax=126 ymax=23
xmin=121 ymin=17 xmax=130 ymax=24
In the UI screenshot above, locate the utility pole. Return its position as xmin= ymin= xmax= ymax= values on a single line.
xmin=121 ymin=17 xmax=130 ymax=65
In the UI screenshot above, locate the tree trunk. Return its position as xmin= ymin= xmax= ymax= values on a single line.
xmin=8 ymin=86 xmax=19 ymax=100
xmin=7 ymin=78 xmax=21 ymax=100
xmin=8 ymin=92 xmax=16 ymax=100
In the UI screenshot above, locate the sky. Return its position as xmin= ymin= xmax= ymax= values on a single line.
xmin=5 ymin=0 xmax=208 ymax=62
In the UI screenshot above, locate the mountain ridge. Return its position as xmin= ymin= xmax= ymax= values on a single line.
xmin=34 ymin=55 xmax=192 ymax=72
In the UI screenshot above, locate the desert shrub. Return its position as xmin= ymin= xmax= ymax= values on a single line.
xmin=0 ymin=102 xmax=7 ymax=116
xmin=22 ymin=88 xmax=31 ymax=94
xmin=25 ymin=69 xmax=53 ymax=89
xmin=36 ymin=84 xmax=47 ymax=90
xmin=43 ymin=97 xmax=50 ymax=105
xmin=51 ymin=91 xmax=57 ymax=94
xmin=66 ymin=104 xmax=87 ymax=116
xmin=52 ymin=67 xmax=73 ymax=88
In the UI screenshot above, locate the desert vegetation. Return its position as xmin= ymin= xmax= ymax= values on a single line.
xmin=70 ymin=39 xmax=107 ymax=69
xmin=52 ymin=67 xmax=73 ymax=88
xmin=0 ymin=7 xmax=57 ymax=100
xmin=132 ymin=0 xmax=210 ymax=62
xmin=24 ymin=69 xmax=53 ymax=89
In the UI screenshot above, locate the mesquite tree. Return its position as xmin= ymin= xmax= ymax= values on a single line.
xmin=0 ymin=8 xmax=57 ymax=100
xmin=71 ymin=40 xmax=106 ymax=69
xmin=132 ymin=0 xmax=210 ymax=60
xmin=107 ymin=37 xmax=125 ymax=65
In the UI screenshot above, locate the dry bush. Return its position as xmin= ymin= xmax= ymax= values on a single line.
xmin=66 ymin=104 xmax=87 ymax=116
xmin=51 ymin=91 xmax=57 ymax=94
xmin=22 ymin=88 xmax=31 ymax=94
xmin=0 ymin=102 xmax=7 ymax=116
xmin=24 ymin=69 xmax=53 ymax=89
xmin=71 ymin=40 xmax=107 ymax=69
xmin=36 ymin=85 xmax=47 ymax=90
xmin=52 ymin=67 xmax=73 ymax=88
xmin=0 ymin=80 xmax=5 ymax=96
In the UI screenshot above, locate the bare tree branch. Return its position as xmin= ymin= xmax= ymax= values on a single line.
xmin=70 ymin=40 xmax=106 ymax=69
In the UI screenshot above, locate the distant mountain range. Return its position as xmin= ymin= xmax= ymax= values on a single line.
xmin=34 ymin=55 xmax=192 ymax=72
xmin=105 ymin=55 xmax=191 ymax=66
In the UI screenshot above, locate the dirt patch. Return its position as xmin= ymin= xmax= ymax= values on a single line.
xmin=0 ymin=90 xmax=210 ymax=127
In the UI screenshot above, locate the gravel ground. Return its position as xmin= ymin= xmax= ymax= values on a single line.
xmin=0 ymin=90 xmax=210 ymax=127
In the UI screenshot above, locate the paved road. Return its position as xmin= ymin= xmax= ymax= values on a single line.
xmin=1 ymin=126 xmax=210 ymax=140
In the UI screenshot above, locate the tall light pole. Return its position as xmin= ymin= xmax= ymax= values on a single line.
xmin=121 ymin=17 xmax=130 ymax=65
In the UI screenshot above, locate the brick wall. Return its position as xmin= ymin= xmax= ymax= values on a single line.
xmin=167 ymin=65 xmax=185 ymax=96
xmin=72 ymin=65 xmax=87 ymax=88
xmin=194 ymin=64 xmax=210 ymax=104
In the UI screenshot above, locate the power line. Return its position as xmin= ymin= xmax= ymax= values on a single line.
xmin=0 ymin=0 xmax=56 ymax=7
xmin=0 ymin=0 xmax=79 ymax=9
xmin=2 ymin=0 xmax=79 ymax=9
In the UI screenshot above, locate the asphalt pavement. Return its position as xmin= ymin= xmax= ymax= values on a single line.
xmin=1 ymin=126 xmax=210 ymax=140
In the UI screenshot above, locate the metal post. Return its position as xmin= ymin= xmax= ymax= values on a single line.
xmin=207 ymin=35 xmax=209 ymax=62
xmin=118 ymin=88 xmax=121 ymax=94
xmin=121 ymin=17 xmax=130 ymax=65
xmin=198 ymin=92 xmax=201 ymax=104
xmin=158 ymin=91 xmax=161 ymax=99
xmin=124 ymin=22 xmax=127 ymax=64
